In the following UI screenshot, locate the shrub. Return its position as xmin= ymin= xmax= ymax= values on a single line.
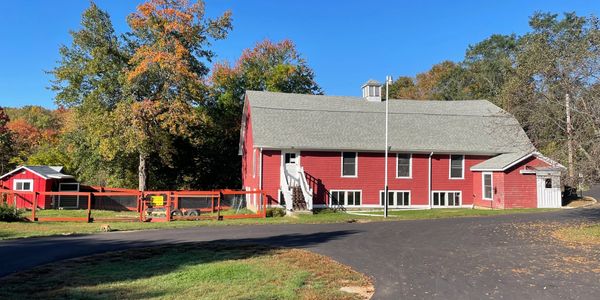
xmin=313 ymin=208 xmax=338 ymax=214
xmin=266 ymin=207 xmax=286 ymax=218
xmin=0 ymin=203 xmax=24 ymax=222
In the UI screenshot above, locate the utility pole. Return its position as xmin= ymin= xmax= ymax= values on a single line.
xmin=566 ymin=93 xmax=575 ymax=186
xmin=384 ymin=76 xmax=392 ymax=218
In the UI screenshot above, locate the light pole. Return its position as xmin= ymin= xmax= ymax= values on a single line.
xmin=384 ymin=75 xmax=392 ymax=218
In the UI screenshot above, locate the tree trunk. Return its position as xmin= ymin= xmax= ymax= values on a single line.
xmin=138 ymin=152 xmax=147 ymax=192
xmin=565 ymin=93 xmax=575 ymax=186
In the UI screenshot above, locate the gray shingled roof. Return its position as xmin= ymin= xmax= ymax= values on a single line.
xmin=245 ymin=91 xmax=535 ymax=154
xmin=362 ymin=79 xmax=382 ymax=87
xmin=470 ymin=151 xmax=565 ymax=171
xmin=0 ymin=165 xmax=73 ymax=180
xmin=470 ymin=152 xmax=531 ymax=171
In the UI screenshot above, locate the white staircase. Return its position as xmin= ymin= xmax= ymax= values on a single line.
xmin=280 ymin=164 xmax=313 ymax=211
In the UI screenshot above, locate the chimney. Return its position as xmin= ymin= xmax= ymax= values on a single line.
xmin=362 ymin=79 xmax=382 ymax=102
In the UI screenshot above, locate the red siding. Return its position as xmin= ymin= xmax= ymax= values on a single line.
xmin=262 ymin=150 xmax=281 ymax=205
xmin=430 ymin=154 xmax=488 ymax=206
xmin=260 ymin=151 xmax=491 ymax=207
xmin=1 ymin=169 xmax=49 ymax=209
xmin=241 ymin=98 xmax=258 ymax=191
xmin=473 ymin=156 xmax=550 ymax=209
xmin=503 ymin=157 xmax=549 ymax=208
xmin=473 ymin=172 xmax=505 ymax=209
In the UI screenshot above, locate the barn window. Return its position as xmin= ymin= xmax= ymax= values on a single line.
xmin=331 ymin=190 xmax=361 ymax=206
xmin=13 ymin=179 xmax=33 ymax=192
xmin=545 ymin=178 xmax=552 ymax=188
xmin=432 ymin=191 xmax=462 ymax=207
xmin=397 ymin=153 xmax=412 ymax=178
xmin=449 ymin=155 xmax=464 ymax=179
xmin=341 ymin=152 xmax=357 ymax=177
xmin=482 ymin=173 xmax=493 ymax=200
xmin=380 ymin=190 xmax=410 ymax=206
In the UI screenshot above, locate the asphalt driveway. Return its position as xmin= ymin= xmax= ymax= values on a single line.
xmin=1 ymin=207 xmax=599 ymax=300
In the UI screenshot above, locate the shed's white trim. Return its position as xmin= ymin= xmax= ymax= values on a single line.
xmin=13 ymin=179 xmax=34 ymax=192
xmin=1 ymin=166 xmax=48 ymax=180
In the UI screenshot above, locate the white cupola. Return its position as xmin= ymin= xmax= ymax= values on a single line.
xmin=362 ymin=79 xmax=382 ymax=102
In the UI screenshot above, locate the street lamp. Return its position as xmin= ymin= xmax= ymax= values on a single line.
xmin=384 ymin=75 xmax=392 ymax=218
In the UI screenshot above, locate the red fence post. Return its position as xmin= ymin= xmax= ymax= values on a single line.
xmin=86 ymin=193 xmax=92 ymax=223
xmin=31 ymin=192 xmax=38 ymax=221
xmin=217 ymin=192 xmax=222 ymax=220
xmin=262 ymin=191 xmax=267 ymax=218
xmin=138 ymin=192 xmax=144 ymax=222
xmin=166 ymin=193 xmax=172 ymax=222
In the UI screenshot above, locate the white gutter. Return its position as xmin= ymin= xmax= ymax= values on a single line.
xmin=428 ymin=152 xmax=433 ymax=209
xmin=259 ymin=148 xmax=263 ymax=191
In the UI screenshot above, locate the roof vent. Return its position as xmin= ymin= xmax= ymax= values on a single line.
xmin=362 ymin=79 xmax=382 ymax=102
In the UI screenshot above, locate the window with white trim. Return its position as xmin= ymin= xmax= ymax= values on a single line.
xmin=341 ymin=152 xmax=357 ymax=177
xmin=330 ymin=190 xmax=361 ymax=206
xmin=13 ymin=179 xmax=33 ymax=191
xmin=380 ymin=190 xmax=410 ymax=207
xmin=482 ymin=173 xmax=493 ymax=200
xmin=367 ymin=86 xmax=380 ymax=97
xmin=284 ymin=152 xmax=297 ymax=164
xmin=449 ymin=155 xmax=464 ymax=179
xmin=432 ymin=191 xmax=461 ymax=207
xmin=396 ymin=153 xmax=411 ymax=178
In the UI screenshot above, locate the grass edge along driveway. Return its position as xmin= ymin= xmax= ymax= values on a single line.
xmin=0 ymin=208 xmax=558 ymax=240
xmin=0 ymin=243 xmax=374 ymax=300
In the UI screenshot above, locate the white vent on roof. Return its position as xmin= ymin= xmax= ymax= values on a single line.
xmin=49 ymin=166 xmax=63 ymax=172
xmin=362 ymin=79 xmax=382 ymax=102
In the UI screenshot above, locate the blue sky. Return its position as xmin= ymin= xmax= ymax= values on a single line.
xmin=0 ymin=0 xmax=598 ymax=108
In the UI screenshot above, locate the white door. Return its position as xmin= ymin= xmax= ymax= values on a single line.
xmin=282 ymin=151 xmax=300 ymax=187
xmin=537 ymin=175 xmax=561 ymax=208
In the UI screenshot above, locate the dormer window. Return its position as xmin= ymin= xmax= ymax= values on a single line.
xmin=362 ymin=79 xmax=382 ymax=102
xmin=368 ymin=85 xmax=380 ymax=97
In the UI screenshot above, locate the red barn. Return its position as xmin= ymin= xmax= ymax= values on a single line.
xmin=240 ymin=81 xmax=565 ymax=211
xmin=0 ymin=165 xmax=78 ymax=209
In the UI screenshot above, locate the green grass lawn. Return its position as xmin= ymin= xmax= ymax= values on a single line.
xmin=34 ymin=209 xmax=140 ymax=218
xmin=0 ymin=208 xmax=558 ymax=240
xmin=554 ymin=223 xmax=600 ymax=245
xmin=0 ymin=243 xmax=372 ymax=300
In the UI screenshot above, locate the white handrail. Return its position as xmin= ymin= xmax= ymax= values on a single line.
xmin=280 ymin=163 xmax=313 ymax=211
xmin=298 ymin=166 xmax=313 ymax=210
xmin=280 ymin=165 xmax=293 ymax=211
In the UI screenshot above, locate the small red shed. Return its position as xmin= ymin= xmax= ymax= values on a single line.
xmin=0 ymin=165 xmax=78 ymax=209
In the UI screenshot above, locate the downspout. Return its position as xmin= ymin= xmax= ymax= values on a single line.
xmin=259 ymin=147 xmax=264 ymax=208
xmin=428 ymin=152 xmax=433 ymax=209
xmin=259 ymin=148 xmax=263 ymax=191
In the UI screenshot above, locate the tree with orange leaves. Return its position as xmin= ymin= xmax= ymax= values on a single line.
xmin=119 ymin=0 xmax=232 ymax=191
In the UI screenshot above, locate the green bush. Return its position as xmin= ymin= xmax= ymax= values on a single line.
xmin=0 ymin=203 xmax=24 ymax=222
xmin=266 ymin=207 xmax=286 ymax=218
xmin=312 ymin=208 xmax=338 ymax=214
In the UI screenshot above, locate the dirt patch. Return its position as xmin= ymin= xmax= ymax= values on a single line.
xmin=564 ymin=197 xmax=597 ymax=208
xmin=340 ymin=285 xmax=375 ymax=299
